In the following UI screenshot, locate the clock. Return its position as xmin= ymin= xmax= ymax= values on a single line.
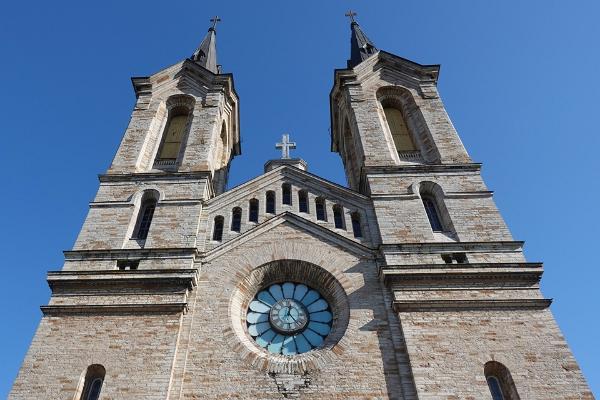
xmin=247 ymin=282 xmax=333 ymax=355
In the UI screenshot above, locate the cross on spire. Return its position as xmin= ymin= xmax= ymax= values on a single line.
xmin=210 ymin=16 xmax=221 ymax=30
xmin=275 ymin=134 xmax=297 ymax=159
xmin=345 ymin=10 xmax=357 ymax=23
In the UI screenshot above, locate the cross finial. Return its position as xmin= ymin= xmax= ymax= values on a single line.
xmin=275 ymin=134 xmax=297 ymax=159
xmin=345 ymin=10 xmax=357 ymax=23
xmin=210 ymin=16 xmax=221 ymax=30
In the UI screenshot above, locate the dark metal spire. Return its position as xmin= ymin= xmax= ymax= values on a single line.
xmin=345 ymin=11 xmax=378 ymax=68
xmin=191 ymin=16 xmax=221 ymax=74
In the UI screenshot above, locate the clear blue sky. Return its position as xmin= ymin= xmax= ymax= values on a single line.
xmin=0 ymin=0 xmax=598 ymax=397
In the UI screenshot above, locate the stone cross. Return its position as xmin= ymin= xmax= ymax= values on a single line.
xmin=345 ymin=10 xmax=357 ymax=23
xmin=275 ymin=134 xmax=296 ymax=159
xmin=210 ymin=16 xmax=221 ymax=30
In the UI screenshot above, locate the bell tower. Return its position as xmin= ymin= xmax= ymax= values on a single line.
xmin=108 ymin=16 xmax=239 ymax=196
xmin=9 ymin=19 xmax=240 ymax=400
xmin=71 ymin=17 xmax=240 ymax=253
xmin=330 ymin=13 xmax=592 ymax=399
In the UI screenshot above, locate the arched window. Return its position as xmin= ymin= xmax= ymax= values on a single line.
xmin=298 ymin=190 xmax=309 ymax=213
xmin=133 ymin=191 xmax=158 ymax=240
xmin=156 ymin=108 xmax=189 ymax=163
xmin=212 ymin=216 xmax=224 ymax=241
xmin=282 ymin=183 xmax=292 ymax=205
xmin=484 ymin=361 xmax=520 ymax=400
xmin=351 ymin=212 xmax=362 ymax=238
xmin=231 ymin=207 xmax=242 ymax=232
xmin=266 ymin=191 xmax=276 ymax=214
xmin=422 ymin=196 xmax=443 ymax=232
xmin=79 ymin=364 xmax=105 ymax=400
xmin=315 ymin=197 xmax=326 ymax=221
xmin=249 ymin=199 xmax=259 ymax=223
xmin=333 ymin=205 xmax=345 ymax=229
xmin=342 ymin=117 xmax=360 ymax=189
xmin=383 ymin=107 xmax=416 ymax=153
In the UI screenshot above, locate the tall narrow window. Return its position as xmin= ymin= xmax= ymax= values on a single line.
xmin=266 ymin=191 xmax=276 ymax=214
xmin=298 ymin=190 xmax=309 ymax=213
xmin=79 ymin=364 xmax=105 ymax=400
xmin=383 ymin=107 xmax=416 ymax=152
xmin=333 ymin=205 xmax=345 ymax=229
xmin=422 ymin=196 xmax=443 ymax=232
xmin=249 ymin=199 xmax=259 ymax=223
xmin=231 ymin=207 xmax=242 ymax=232
xmin=487 ymin=376 xmax=505 ymax=400
xmin=315 ymin=197 xmax=326 ymax=221
xmin=282 ymin=183 xmax=292 ymax=205
xmin=157 ymin=112 xmax=189 ymax=162
xmin=484 ymin=361 xmax=520 ymax=400
xmin=351 ymin=212 xmax=363 ymax=238
xmin=133 ymin=192 xmax=158 ymax=240
xmin=212 ymin=216 xmax=224 ymax=241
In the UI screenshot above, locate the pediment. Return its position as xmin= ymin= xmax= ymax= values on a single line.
xmin=202 ymin=165 xmax=376 ymax=251
xmin=202 ymin=212 xmax=374 ymax=263
xmin=205 ymin=165 xmax=370 ymax=211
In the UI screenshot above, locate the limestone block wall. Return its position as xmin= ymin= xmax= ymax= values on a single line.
xmin=73 ymin=177 xmax=208 ymax=252
xmin=9 ymin=312 xmax=183 ymax=400
xmin=399 ymin=309 xmax=593 ymax=400
xmin=366 ymin=169 xmax=514 ymax=245
xmin=171 ymin=222 xmax=414 ymax=399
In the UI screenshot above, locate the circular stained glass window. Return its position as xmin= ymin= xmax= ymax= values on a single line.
xmin=247 ymin=282 xmax=333 ymax=355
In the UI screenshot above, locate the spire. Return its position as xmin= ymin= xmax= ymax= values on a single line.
xmin=345 ymin=11 xmax=378 ymax=68
xmin=191 ymin=16 xmax=221 ymax=74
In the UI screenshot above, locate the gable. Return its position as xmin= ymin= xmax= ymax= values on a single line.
xmin=202 ymin=212 xmax=375 ymax=263
xmin=200 ymin=166 xmax=377 ymax=252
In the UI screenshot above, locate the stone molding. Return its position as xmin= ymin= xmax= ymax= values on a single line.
xmin=380 ymin=263 xmax=544 ymax=285
xmin=99 ymin=171 xmax=210 ymax=183
xmin=40 ymin=303 xmax=188 ymax=315
xmin=392 ymin=299 xmax=552 ymax=312
xmin=63 ymin=248 xmax=199 ymax=261
xmin=379 ymin=241 xmax=525 ymax=254
xmin=47 ymin=269 xmax=198 ymax=291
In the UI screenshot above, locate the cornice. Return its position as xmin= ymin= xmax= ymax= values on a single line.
xmin=392 ymin=299 xmax=552 ymax=312
xmin=47 ymin=269 xmax=198 ymax=291
xmin=380 ymin=263 xmax=544 ymax=286
xmin=99 ymin=171 xmax=211 ymax=183
xmin=363 ymin=163 xmax=482 ymax=176
xmin=379 ymin=241 xmax=525 ymax=254
xmin=63 ymin=248 xmax=199 ymax=261
xmin=41 ymin=303 xmax=188 ymax=316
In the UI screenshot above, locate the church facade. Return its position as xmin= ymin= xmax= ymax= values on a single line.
xmin=9 ymin=16 xmax=593 ymax=400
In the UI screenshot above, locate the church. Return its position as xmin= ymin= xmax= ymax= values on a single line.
xmin=9 ymin=14 xmax=593 ymax=400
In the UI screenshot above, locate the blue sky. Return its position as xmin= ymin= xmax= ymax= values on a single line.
xmin=0 ymin=0 xmax=598 ymax=397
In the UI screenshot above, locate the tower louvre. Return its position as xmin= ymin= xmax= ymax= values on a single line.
xmin=9 ymin=15 xmax=592 ymax=400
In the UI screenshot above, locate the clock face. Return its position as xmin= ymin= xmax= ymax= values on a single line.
xmin=247 ymin=282 xmax=333 ymax=355
xmin=269 ymin=299 xmax=308 ymax=334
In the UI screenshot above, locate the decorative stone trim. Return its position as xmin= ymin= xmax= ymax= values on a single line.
xmin=40 ymin=303 xmax=188 ymax=315
xmin=226 ymin=260 xmax=350 ymax=374
xmin=47 ymin=269 xmax=198 ymax=291
xmin=392 ymin=299 xmax=552 ymax=312
xmin=63 ymin=248 xmax=199 ymax=261
xmin=380 ymin=263 xmax=544 ymax=285
xmin=99 ymin=171 xmax=211 ymax=182
xmin=379 ymin=241 xmax=525 ymax=254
